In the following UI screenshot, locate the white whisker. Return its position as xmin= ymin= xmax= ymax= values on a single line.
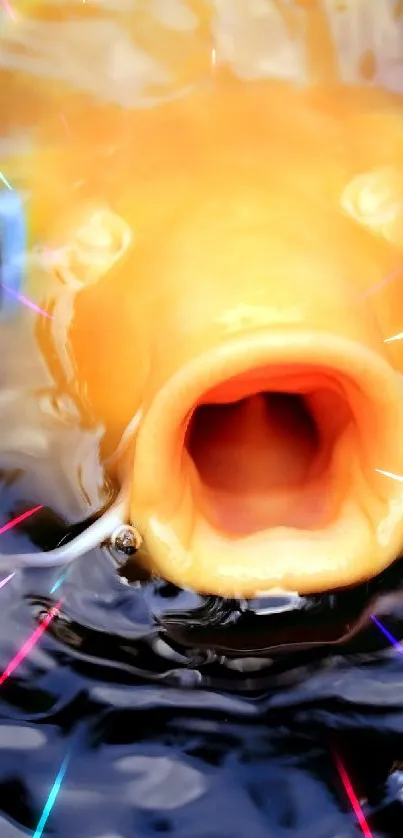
xmin=384 ymin=332 xmax=403 ymax=343
xmin=0 ymin=482 xmax=130 ymax=572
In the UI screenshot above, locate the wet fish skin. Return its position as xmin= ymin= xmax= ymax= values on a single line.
xmin=5 ymin=3 xmax=403 ymax=598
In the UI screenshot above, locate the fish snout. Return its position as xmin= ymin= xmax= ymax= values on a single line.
xmin=129 ymin=330 xmax=403 ymax=598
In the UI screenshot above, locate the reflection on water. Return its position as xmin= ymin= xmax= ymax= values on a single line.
xmin=1 ymin=1 xmax=403 ymax=836
xmin=5 ymin=516 xmax=403 ymax=837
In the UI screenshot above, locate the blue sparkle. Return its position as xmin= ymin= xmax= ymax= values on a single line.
xmin=33 ymin=751 xmax=70 ymax=838
xmin=0 ymin=189 xmax=26 ymax=315
xmin=50 ymin=567 xmax=70 ymax=594
xmin=370 ymin=614 xmax=403 ymax=654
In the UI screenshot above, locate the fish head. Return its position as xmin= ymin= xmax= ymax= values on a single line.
xmin=66 ymin=82 xmax=403 ymax=598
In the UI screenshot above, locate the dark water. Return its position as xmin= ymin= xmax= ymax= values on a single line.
xmin=0 ymin=318 xmax=402 ymax=838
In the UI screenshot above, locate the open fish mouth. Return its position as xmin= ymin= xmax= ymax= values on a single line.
xmin=2 ymin=330 xmax=403 ymax=600
xmin=131 ymin=330 xmax=403 ymax=598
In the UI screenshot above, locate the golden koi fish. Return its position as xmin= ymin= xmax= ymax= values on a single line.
xmin=2 ymin=1 xmax=403 ymax=600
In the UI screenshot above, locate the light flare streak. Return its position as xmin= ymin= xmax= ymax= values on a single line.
xmin=1 ymin=0 xmax=16 ymax=21
xmin=1 ymin=284 xmax=53 ymax=319
xmin=33 ymin=749 xmax=71 ymax=838
xmin=369 ymin=268 xmax=403 ymax=340
xmin=50 ymin=567 xmax=71 ymax=594
xmin=0 ymin=571 xmax=15 ymax=590
xmin=371 ymin=614 xmax=403 ymax=654
xmin=374 ymin=468 xmax=403 ymax=483
xmin=0 ymin=172 xmax=51 ymax=319
xmin=0 ymin=484 xmax=71 ymax=830
xmin=0 ymin=506 xmax=47 ymax=592
xmin=363 ymin=267 xmax=403 ymax=299
xmin=59 ymin=113 xmax=72 ymax=136
xmin=0 ymin=504 xmax=43 ymax=536
xmin=333 ymin=750 xmax=374 ymax=838
xmin=0 ymin=171 xmax=12 ymax=191
xmin=0 ymin=599 xmax=63 ymax=686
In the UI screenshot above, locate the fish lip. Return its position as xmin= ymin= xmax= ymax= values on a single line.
xmin=131 ymin=329 xmax=403 ymax=597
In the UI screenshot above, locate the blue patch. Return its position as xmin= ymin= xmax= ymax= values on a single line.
xmin=0 ymin=190 xmax=26 ymax=316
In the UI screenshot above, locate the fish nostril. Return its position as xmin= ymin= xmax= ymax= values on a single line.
xmin=341 ymin=166 xmax=403 ymax=245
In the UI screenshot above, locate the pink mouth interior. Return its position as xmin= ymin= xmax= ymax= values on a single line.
xmin=184 ymin=365 xmax=353 ymax=536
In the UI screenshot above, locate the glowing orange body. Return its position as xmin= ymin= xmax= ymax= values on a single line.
xmin=4 ymin=1 xmax=403 ymax=596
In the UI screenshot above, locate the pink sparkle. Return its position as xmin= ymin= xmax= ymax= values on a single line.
xmin=1 ymin=0 xmax=16 ymax=21
xmin=333 ymin=750 xmax=374 ymax=838
xmin=0 ymin=505 xmax=43 ymax=537
xmin=0 ymin=572 xmax=15 ymax=590
xmin=59 ymin=114 xmax=72 ymax=136
xmin=362 ymin=266 xmax=403 ymax=299
xmin=17 ymin=292 xmax=53 ymax=318
xmin=1 ymin=284 xmax=53 ymax=319
xmin=0 ymin=600 xmax=63 ymax=687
